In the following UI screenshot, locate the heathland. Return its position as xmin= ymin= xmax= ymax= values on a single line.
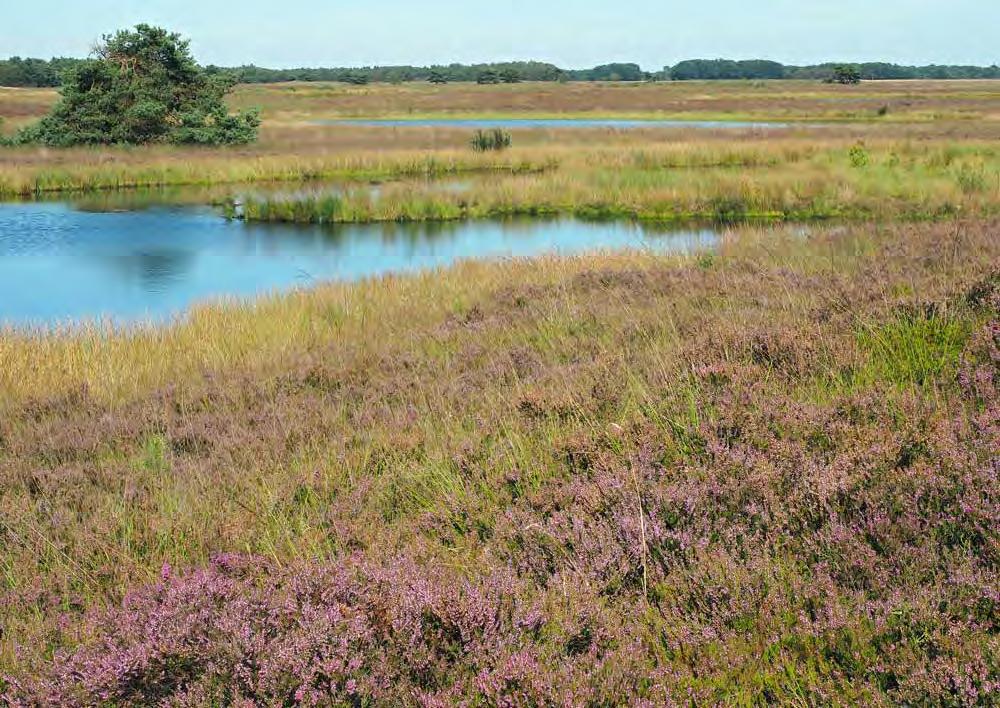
xmin=1 ymin=79 xmax=999 ymax=704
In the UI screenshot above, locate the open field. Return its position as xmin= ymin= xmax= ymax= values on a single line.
xmin=228 ymin=79 xmax=1000 ymax=123
xmin=2 ymin=219 xmax=998 ymax=703
xmin=2 ymin=79 xmax=1000 ymax=703
xmin=6 ymin=80 xmax=1000 ymax=127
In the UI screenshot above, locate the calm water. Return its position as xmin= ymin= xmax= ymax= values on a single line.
xmin=0 ymin=202 xmax=718 ymax=327
xmin=323 ymin=118 xmax=786 ymax=130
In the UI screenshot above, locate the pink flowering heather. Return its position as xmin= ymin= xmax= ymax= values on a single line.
xmin=2 ymin=221 xmax=998 ymax=705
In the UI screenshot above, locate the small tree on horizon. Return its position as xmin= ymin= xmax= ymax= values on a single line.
xmin=828 ymin=64 xmax=862 ymax=85
xmin=15 ymin=25 xmax=259 ymax=146
xmin=428 ymin=70 xmax=448 ymax=84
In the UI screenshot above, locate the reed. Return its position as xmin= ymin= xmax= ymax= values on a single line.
xmin=236 ymin=140 xmax=1000 ymax=225
xmin=3 ymin=78 xmax=999 ymax=201
xmin=0 ymin=147 xmax=553 ymax=198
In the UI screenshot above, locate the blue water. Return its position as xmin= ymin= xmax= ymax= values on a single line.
xmin=322 ymin=118 xmax=786 ymax=130
xmin=0 ymin=202 xmax=718 ymax=327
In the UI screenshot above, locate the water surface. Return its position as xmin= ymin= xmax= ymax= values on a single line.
xmin=322 ymin=118 xmax=787 ymax=130
xmin=0 ymin=202 xmax=717 ymax=327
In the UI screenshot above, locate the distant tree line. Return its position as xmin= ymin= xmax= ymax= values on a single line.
xmin=222 ymin=62 xmax=655 ymax=84
xmin=222 ymin=62 xmax=567 ymax=84
xmin=0 ymin=57 xmax=82 ymax=87
xmin=667 ymin=59 xmax=1000 ymax=81
xmin=3 ymin=56 xmax=998 ymax=87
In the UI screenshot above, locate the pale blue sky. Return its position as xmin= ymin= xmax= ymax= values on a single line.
xmin=2 ymin=1 xmax=997 ymax=69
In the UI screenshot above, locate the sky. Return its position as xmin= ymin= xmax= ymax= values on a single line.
xmin=1 ymin=0 xmax=997 ymax=69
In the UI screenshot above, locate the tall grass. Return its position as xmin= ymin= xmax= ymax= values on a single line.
xmin=234 ymin=141 xmax=1000 ymax=224
xmin=0 ymin=148 xmax=553 ymax=198
xmin=2 ymin=220 xmax=998 ymax=704
xmin=855 ymin=309 xmax=974 ymax=386
xmin=471 ymin=129 xmax=512 ymax=152
xmin=2 ymin=78 xmax=1000 ymax=702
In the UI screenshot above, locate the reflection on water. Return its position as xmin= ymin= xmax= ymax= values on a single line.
xmin=0 ymin=202 xmax=719 ymax=327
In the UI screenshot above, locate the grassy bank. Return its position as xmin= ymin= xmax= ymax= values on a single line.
xmin=236 ymin=140 xmax=1000 ymax=224
xmin=2 ymin=219 xmax=998 ymax=703
xmin=0 ymin=148 xmax=550 ymax=199
xmin=2 ymin=79 xmax=999 ymax=203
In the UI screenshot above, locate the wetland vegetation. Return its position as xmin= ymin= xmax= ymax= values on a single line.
xmin=2 ymin=219 xmax=998 ymax=704
xmin=1 ymin=24 xmax=999 ymax=705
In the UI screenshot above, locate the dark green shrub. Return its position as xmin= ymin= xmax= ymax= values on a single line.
xmin=827 ymin=65 xmax=862 ymax=85
xmin=710 ymin=196 xmax=749 ymax=224
xmin=471 ymin=129 xmax=512 ymax=152
xmin=849 ymin=143 xmax=870 ymax=168
xmin=14 ymin=25 xmax=259 ymax=146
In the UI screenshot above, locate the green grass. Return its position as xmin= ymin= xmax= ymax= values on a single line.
xmin=2 ymin=219 xmax=998 ymax=702
xmin=856 ymin=309 xmax=975 ymax=387
xmin=234 ymin=141 xmax=1000 ymax=225
xmin=2 ymin=77 xmax=1000 ymax=700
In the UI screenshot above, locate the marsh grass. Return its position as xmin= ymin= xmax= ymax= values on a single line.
xmin=222 ymin=79 xmax=1000 ymax=123
xmin=855 ymin=309 xmax=975 ymax=387
xmin=2 ymin=78 xmax=1000 ymax=703
xmin=471 ymin=128 xmax=513 ymax=152
xmin=0 ymin=147 xmax=552 ymax=198
xmin=2 ymin=219 xmax=998 ymax=704
xmin=3 ymin=79 xmax=999 ymax=202
xmin=233 ymin=140 xmax=1000 ymax=225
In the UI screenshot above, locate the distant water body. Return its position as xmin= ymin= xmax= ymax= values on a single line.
xmin=321 ymin=118 xmax=789 ymax=130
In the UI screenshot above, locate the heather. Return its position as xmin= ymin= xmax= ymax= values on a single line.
xmin=1 ymin=219 xmax=998 ymax=704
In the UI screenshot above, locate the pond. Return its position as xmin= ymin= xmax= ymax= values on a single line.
xmin=321 ymin=118 xmax=787 ymax=130
xmin=0 ymin=201 xmax=719 ymax=327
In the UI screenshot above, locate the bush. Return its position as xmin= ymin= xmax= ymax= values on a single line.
xmin=710 ymin=196 xmax=750 ymax=224
xmin=849 ymin=143 xmax=870 ymax=168
xmin=828 ymin=65 xmax=862 ymax=85
xmin=14 ymin=25 xmax=259 ymax=146
xmin=471 ymin=129 xmax=512 ymax=152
